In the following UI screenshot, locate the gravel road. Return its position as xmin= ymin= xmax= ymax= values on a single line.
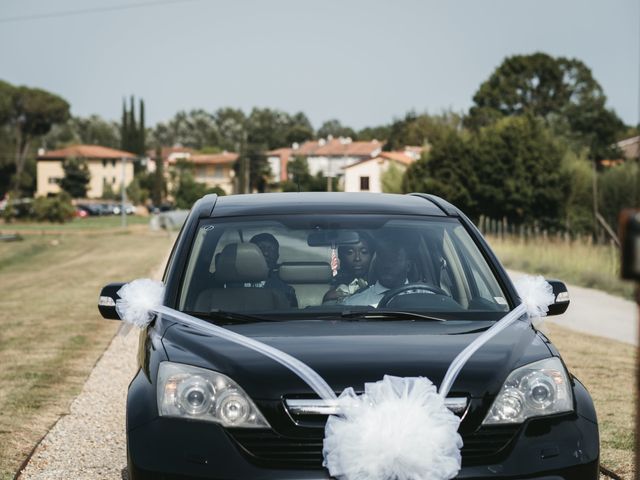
xmin=16 ymin=273 xmax=637 ymax=479
xmin=17 ymin=327 xmax=137 ymax=480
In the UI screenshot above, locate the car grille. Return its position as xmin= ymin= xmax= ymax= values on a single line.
xmin=227 ymin=424 xmax=521 ymax=469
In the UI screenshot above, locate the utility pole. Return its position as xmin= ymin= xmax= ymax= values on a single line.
xmin=242 ymin=130 xmax=250 ymax=194
xmin=592 ymin=159 xmax=599 ymax=242
xmin=120 ymin=156 xmax=127 ymax=228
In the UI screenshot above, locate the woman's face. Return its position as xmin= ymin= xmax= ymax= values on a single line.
xmin=340 ymin=241 xmax=372 ymax=278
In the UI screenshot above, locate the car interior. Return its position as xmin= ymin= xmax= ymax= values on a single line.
xmin=178 ymin=218 xmax=509 ymax=315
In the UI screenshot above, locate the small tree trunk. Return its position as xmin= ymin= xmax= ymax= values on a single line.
xmin=12 ymin=129 xmax=30 ymax=195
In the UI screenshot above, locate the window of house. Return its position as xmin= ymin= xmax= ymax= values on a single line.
xmin=102 ymin=159 xmax=107 ymax=168
xmin=48 ymin=177 xmax=60 ymax=185
xmin=360 ymin=176 xmax=370 ymax=191
xmin=214 ymin=166 xmax=224 ymax=178
xmin=112 ymin=177 xmax=116 ymax=184
xmin=111 ymin=159 xmax=116 ymax=167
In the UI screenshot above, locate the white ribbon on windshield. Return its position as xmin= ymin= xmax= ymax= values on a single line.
xmin=115 ymin=274 xmax=554 ymax=480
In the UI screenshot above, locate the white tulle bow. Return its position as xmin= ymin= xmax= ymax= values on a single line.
xmin=115 ymin=278 xmax=164 ymax=328
xmin=514 ymin=275 xmax=555 ymax=327
xmin=323 ymin=376 xmax=462 ymax=480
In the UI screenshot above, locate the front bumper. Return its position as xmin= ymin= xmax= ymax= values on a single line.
xmin=127 ymin=412 xmax=599 ymax=480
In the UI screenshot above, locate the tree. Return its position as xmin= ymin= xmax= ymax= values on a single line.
xmin=404 ymin=116 xmax=571 ymax=226
xmin=60 ymin=156 xmax=91 ymax=198
xmin=403 ymin=128 xmax=478 ymax=215
xmin=170 ymin=159 xmax=209 ymax=209
xmin=561 ymin=149 xmax=594 ymax=233
xmin=44 ymin=115 xmax=121 ymax=149
xmin=9 ymin=85 xmax=70 ymax=194
xmin=599 ymin=161 xmax=640 ymax=233
xmin=466 ymin=53 xmax=625 ymax=160
xmin=317 ymin=119 xmax=356 ymax=139
xmin=120 ymin=96 xmax=146 ymax=156
xmin=358 ymin=124 xmax=391 ymax=141
xmin=214 ymin=107 xmax=246 ymax=151
xmin=151 ymin=146 xmax=166 ymax=206
xmin=152 ymin=109 xmax=219 ymax=150
xmin=384 ymin=111 xmax=462 ymax=151
xmin=280 ymin=156 xmax=333 ymax=192
xmin=381 ymin=162 xmax=404 ymax=193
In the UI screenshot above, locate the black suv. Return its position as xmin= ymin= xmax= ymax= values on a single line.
xmin=99 ymin=192 xmax=599 ymax=479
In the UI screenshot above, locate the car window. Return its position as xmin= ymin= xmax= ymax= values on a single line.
xmin=178 ymin=215 xmax=509 ymax=319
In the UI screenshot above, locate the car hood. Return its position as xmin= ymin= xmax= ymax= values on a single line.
xmin=161 ymin=318 xmax=551 ymax=400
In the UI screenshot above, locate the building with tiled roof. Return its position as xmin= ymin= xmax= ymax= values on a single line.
xmin=618 ymin=136 xmax=639 ymax=160
xmin=266 ymin=137 xmax=384 ymax=183
xmin=173 ymin=152 xmax=238 ymax=195
xmin=342 ymin=151 xmax=417 ymax=193
xmin=265 ymin=147 xmax=292 ymax=182
xmin=36 ymin=144 xmax=136 ymax=198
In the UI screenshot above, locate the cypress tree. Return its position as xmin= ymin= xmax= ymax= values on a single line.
xmin=128 ymin=95 xmax=136 ymax=153
xmin=152 ymin=145 xmax=165 ymax=206
xmin=139 ymin=98 xmax=146 ymax=156
xmin=120 ymin=98 xmax=128 ymax=151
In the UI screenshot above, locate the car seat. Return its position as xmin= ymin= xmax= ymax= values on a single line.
xmin=195 ymin=243 xmax=290 ymax=312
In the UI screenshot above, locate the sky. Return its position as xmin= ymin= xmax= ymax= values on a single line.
xmin=0 ymin=0 xmax=638 ymax=130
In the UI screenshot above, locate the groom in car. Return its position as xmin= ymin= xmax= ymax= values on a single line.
xmin=344 ymin=235 xmax=412 ymax=307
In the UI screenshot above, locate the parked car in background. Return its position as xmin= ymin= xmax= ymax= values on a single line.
xmin=99 ymin=192 xmax=597 ymax=480
xmin=76 ymin=203 xmax=104 ymax=216
xmin=113 ymin=203 xmax=135 ymax=215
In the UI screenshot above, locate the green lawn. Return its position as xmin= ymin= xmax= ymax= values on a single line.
xmin=0 ymin=228 xmax=173 ymax=480
xmin=0 ymin=215 xmax=150 ymax=232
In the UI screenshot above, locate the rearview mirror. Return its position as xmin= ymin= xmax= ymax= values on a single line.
xmin=307 ymin=230 xmax=361 ymax=247
xmin=545 ymin=279 xmax=570 ymax=316
xmin=98 ymin=282 xmax=125 ymax=320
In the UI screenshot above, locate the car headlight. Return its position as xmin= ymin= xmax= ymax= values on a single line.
xmin=157 ymin=362 xmax=270 ymax=428
xmin=482 ymin=357 xmax=573 ymax=425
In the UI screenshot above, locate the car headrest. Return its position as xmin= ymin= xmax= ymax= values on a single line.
xmin=216 ymin=243 xmax=268 ymax=283
xmin=279 ymin=262 xmax=332 ymax=284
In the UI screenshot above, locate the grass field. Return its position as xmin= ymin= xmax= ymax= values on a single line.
xmin=0 ymin=223 xmax=173 ymax=480
xmin=0 ymin=215 xmax=150 ymax=232
xmin=487 ymin=235 xmax=634 ymax=300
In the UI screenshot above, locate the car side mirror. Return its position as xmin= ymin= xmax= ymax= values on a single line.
xmin=545 ymin=279 xmax=570 ymax=316
xmin=98 ymin=282 xmax=126 ymax=320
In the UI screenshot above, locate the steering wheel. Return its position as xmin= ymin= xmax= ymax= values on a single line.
xmin=378 ymin=283 xmax=449 ymax=308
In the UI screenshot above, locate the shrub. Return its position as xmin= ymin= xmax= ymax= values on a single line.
xmin=32 ymin=193 xmax=75 ymax=223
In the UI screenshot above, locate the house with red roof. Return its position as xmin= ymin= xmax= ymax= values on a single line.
xmin=168 ymin=151 xmax=238 ymax=195
xmin=342 ymin=149 xmax=423 ymax=193
xmin=36 ymin=145 xmax=136 ymax=198
xmin=266 ymin=136 xmax=383 ymax=183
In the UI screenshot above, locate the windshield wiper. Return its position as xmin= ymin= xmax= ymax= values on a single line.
xmin=340 ymin=309 xmax=447 ymax=322
xmin=182 ymin=310 xmax=273 ymax=324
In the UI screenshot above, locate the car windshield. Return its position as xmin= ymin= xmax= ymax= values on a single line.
xmin=178 ymin=214 xmax=510 ymax=320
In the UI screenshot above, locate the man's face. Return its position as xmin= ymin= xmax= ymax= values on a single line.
xmin=254 ymin=240 xmax=279 ymax=270
xmin=339 ymin=241 xmax=372 ymax=278
xmin=375 ymin=246 xmax=409 ymax=289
